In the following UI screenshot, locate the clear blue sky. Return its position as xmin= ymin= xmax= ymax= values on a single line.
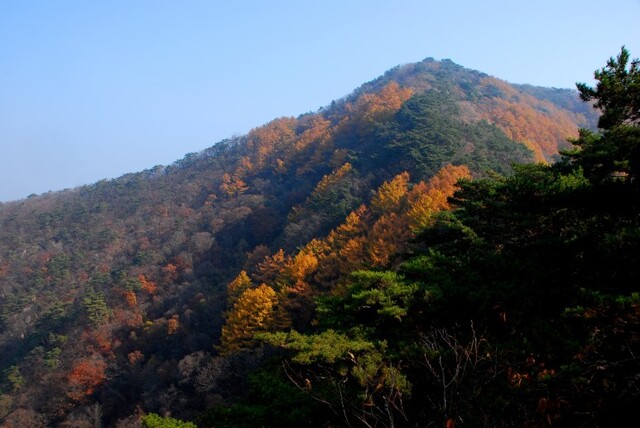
xmin=1 ymin=0 xmax=639 ymax=201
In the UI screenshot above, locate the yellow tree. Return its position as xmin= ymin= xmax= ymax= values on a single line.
xmin=246 ymin=117 xmax=297 ymax=169
xmin=220 ymin=173 xmax=248 ymax=198
xmin=287 ymin=249 xmax=319 ymax=284
xmin=314 ymin=206 xmax=369 ymax=287
xmin=219 ymin=284 xmax=278 ymax=354
xmin=279 ymin=249 xmax=319 ymax=329
xmin=368 ymin=165 xmax=470 ymax=263
xmin=368 ymin=212 xmax=412 ymax=266
xmin=407 ymin=164 xmax=471 ymax=231
xmin=312 ymin=163 xmax=353 ymax=195
xmin=370 ymin=172 xmax=410 ymax=214
xmin=226 ymin=270 xmax=253 ymax=307
xmin=326 ymin=205 xmax=368 ymax=248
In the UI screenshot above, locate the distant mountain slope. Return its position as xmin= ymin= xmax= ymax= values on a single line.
xmin=0 ymin=58 xmax=597 ymax=425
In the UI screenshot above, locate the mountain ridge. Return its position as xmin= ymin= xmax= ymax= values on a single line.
xmin=0 ymin=58 xmax=595 ymax=206
xmin=0 ymin=56 xmax=600 ymax=425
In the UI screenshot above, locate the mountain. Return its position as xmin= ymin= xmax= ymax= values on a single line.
xmin=0 ymin=57 xmax=599 ymax=426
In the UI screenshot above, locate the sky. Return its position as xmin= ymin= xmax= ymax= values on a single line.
xmin=1 ymin=0 xmax=639 ymax=202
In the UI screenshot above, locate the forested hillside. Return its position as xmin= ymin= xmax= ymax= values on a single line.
xmin=0 ymin=56 xmax=602 ymax=427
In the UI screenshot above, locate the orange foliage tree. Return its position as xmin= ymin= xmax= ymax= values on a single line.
xmin=218 ymin=165 xmax=471 ymax=350
xmin=139 ymin=274 xmax=157 ymax=295
xmin=478 ymin=77 xmax=581 ymax=161
xmin=352 ymin=82 xmax=414 ymax=125
xmin=407 ymin=164 xmax=471 ymax=230
xmin=162 ymin=263 xmax=178 ymax=282
xmin=66 ymin=356 xmax=107 ymax=401
xmin=220 ymin=173 xmax=248 ymax=198
xmin=293 ymin=116 xmax=334 ymax=175
xmin=254 ymin=249 xmax=289 ymax=289
xmin=312 ymin=166 xmax=470 ymax=280
xmin=340 ymin=82 xmax=414 ymax=138
xmin=246 ymin=117 xmax=297 ymax=169
xmin=127 ymin=350 xmax=144 ymax=366
xmin=123 ymin=290 xmax=137 ymax=308
xmin=167 ymin=315 xmax=179 ymax=335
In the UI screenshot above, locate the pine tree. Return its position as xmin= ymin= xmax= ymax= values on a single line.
xmin=567 ymin=47 xmax=640 ymax=183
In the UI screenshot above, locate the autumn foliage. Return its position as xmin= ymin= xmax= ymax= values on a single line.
xmin=343 ymin=82 xmax=414 ymax=133
xmin=477 ymin=77 xmax=584 ymax=161
xmin=219 ymin=164 xmax=471 ymax=352
xmin=139 ymin=274 xmax=157 ymax=294
xmin=66 ymin=357 xmax=107 ymax=401
xmin=220 ymin=284 xmax=279 ymax=353
xmin=0 ymin=53 xmax=597 ymax=426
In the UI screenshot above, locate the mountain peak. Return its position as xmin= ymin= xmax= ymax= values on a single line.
xmin=0 ymin=56 xmax=598 ymax=425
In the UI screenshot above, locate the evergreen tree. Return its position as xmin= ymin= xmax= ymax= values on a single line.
xmin=567 ymin=46 xmax=640 ymax=183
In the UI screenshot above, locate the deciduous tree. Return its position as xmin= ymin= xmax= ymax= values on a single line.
xmin=66 ymin=357 xmax=107 ymax=401
xmin=219 ymin=284 xmax=278 ymax=353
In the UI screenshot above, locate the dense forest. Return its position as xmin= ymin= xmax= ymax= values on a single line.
xmin=2 ymin=47 xmax=636 ymax=427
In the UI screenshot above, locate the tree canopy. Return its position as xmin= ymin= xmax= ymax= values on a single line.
xmin=0 ymin=53 xmax=600 ymax=426
xmin=568 ymin=46 xmax=640 ymax=183
xmin=222 ymin=48 xmax=640 ymax=427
